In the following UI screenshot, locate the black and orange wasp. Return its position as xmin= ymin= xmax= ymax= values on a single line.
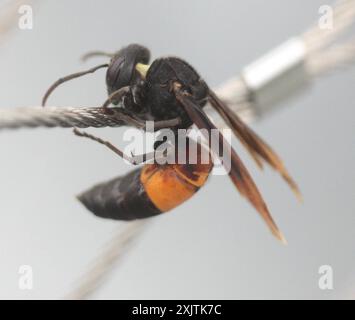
xmin=42 ymin=44 xmax=301 ymax=243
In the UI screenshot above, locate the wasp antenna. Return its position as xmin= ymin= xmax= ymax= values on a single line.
xmin=81 ymin=51 xmax=114 ymax=63
xmin=42 ymin=63 xmax=109 ymax=107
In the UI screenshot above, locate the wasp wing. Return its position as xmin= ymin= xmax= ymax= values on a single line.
xmin=174 ymin=87 xmax=286 ymax=243
xmin=208 ymin=90 xmax=301 ymax=201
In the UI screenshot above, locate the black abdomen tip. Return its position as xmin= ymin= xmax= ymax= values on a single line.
xmin=77 ymin=168 xmax=161 ymax=221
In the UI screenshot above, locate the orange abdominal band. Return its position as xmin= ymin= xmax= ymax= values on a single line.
xmin=140 ymin=161 xmax=213 ymax=213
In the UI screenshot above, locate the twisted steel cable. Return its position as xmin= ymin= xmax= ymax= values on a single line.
xmin=0 ymin=107 xmax=131 ymax=129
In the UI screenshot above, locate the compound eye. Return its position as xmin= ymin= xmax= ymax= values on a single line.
xmin=106 ymin=56 xmax=131 ymax=95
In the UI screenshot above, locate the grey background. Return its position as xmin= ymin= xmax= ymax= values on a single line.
xmin=0 ymin=0 xmax=354 ymax=299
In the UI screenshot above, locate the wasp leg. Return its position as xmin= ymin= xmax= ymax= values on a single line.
xmin=42 ymin=64 xmax=109 ymax=106
xmin=143 ymin=118 xmax=181 ymax=131
xmin=81 ymin=50 xmax=114 ymax=62
xmin=101 ymin=86 xmax=131 ymax=111
xmin=73 ymin=128 xmax=168 ymax=165
xmin=123 ymin=116 xmax=181 ymax=131
xmin=73 ymin=128 xmax=140 ymax=165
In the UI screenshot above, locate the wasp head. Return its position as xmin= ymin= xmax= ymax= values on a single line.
xmin=106 ymin=44 xmax=150 ymax=98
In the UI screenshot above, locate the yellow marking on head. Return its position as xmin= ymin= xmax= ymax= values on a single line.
xmin=135 ymin=63 xmax=150 ymax=79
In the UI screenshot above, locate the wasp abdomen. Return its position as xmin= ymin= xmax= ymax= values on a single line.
xmin=78 ymin=155 xmax=213 ymax=221
xmin=78 ymin=168 xmax=160 ymax=221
